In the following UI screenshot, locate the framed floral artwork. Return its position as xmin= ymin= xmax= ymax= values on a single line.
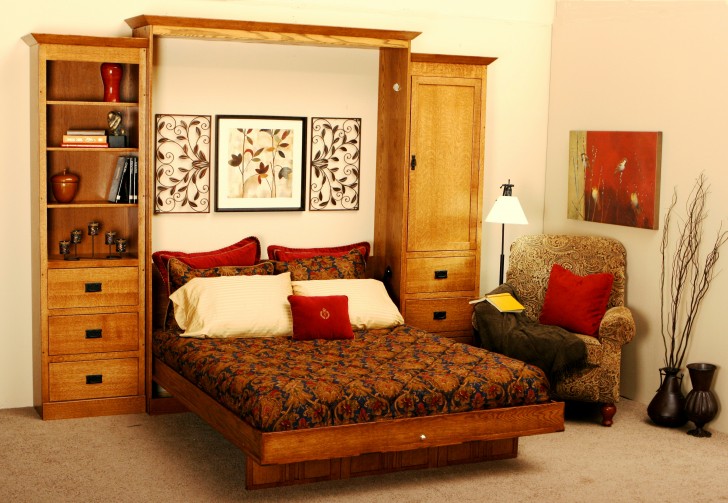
xmin=568 ymin=130 xmax=662 ymax=230
xmin=215 ymin=115 xmax=307 ymax=212
xmin=154 ymin=114 xmax=211 ymax=213
xmin=309 ymin=117 xmax=361 ymax=211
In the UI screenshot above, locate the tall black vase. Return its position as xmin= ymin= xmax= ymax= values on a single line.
xmin=647 ymin=367 xmax=688 ymax=427
xmin=685 ymin=363 xmax=719 ymax=438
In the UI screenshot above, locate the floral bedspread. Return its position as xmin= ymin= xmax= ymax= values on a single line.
xmin=153 ymin=325 xmax=550 ymax=432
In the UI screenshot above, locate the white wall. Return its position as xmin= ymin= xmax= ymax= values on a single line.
xmin=0 ymin=2 xmax=553 ymax=409
xmin=547 ymin=1 xmax=728 ymax=432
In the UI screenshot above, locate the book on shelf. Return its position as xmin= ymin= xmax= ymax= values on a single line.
xmin=62 ymin=134 xmax=108 ymax=144
xmin=61 ymin=142 xmax=109 ymax=148
xmin=106 ymin=155 xmax=139 ymax=204
xmin=66 ymin=129 xmax=106 ymax=136
xmin=469 ymin=292 xmax=525 ymax=313
xmin=107 ymin=156 xmax=128 ymax=202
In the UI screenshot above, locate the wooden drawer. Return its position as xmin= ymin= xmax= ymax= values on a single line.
xmin=49 ymin=313 xmax=138 ymax=356
xmin=47 ymin=267 xmax=138 ymax=309
xmin=405 ymin=256 xmax=476 ymax=294
xmin=404 ymin=297 xmax=473 ymax=333
xmin=48 ymin=358 xmax=139 ymax=402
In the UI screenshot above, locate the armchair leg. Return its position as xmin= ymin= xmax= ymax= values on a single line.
xmin=601 ymin=403 xmax=616 ymax=427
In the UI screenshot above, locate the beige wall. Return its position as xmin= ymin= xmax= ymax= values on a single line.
xmin=546 ymin=1 xmax=728 ymax=432
xmin=1 ymin=2 xmax=553 ymax=408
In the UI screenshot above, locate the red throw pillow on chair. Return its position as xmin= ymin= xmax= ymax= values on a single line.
xmin=539 ymin=264 xmax=614 ymax=336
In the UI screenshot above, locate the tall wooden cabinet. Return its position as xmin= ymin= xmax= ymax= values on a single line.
xmin=373 ymin=54 xmax=494 ymax=344
xmin=25 ymin=34 xmax=147 ymax=419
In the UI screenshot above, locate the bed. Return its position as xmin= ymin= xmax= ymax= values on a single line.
xmin=148 ymin=241 xmax=564 ymax=489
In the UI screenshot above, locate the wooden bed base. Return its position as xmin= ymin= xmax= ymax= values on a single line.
xmin=153 ymin=358 xmax=565 ymax=490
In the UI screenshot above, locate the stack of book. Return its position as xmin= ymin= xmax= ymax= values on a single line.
xmin=107 ymin=156 xmax=138 ymax=203
xmin=61 ymin=129 xmax=108 ymax=148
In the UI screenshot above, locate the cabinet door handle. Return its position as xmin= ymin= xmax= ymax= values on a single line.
xmin=84 ymin=282 xmax=102 ymax=293
xmin=433 ymin=311 xmax=447 ymax=320
xmin=85 ymin=374 xmax=103 ymax=385
xmin=410 ymin=154 xmax=417 ymax=170
xmin=434 ymin=270 xmax=448 ymax=279
xmin=85 ymin=329 xmax=102 ymax=339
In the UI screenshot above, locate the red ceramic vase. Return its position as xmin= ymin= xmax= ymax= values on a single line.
xmin=100 ymin=63 xmax=123 ymax=102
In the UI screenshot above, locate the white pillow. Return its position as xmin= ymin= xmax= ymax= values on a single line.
xmin=169 ymin=272 xmax=293 ymax=338
xmin=291 ymin=279 xmax=404 ymax=330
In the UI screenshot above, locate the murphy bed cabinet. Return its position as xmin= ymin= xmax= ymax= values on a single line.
xmin=373 ymin=54 xmax=495 ymax=345
xmin=25 ymin=34 xmax=147 ymax=419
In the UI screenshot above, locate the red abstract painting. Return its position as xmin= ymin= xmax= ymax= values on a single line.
xmin=568 ymin=131 xmax=662 ymax=230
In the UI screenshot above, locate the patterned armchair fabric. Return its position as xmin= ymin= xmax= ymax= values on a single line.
xmin=505 ymin=234 xmax=636 ymax=426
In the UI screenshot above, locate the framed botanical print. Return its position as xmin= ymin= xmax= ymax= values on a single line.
xmin=215 ymin=115 xmax=307 ymax=211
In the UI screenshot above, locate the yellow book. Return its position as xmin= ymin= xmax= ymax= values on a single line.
xmin=469 ymin=292 xmax=525 ymax=313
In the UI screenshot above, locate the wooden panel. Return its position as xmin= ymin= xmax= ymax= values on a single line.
xmin=245 ymin=438 xmax=518 ymax=490
xmin=125 ymin=15 xmax=420 ymax=49
xmin=41 ymin=395 xmax=145 ymax=420
xmin=405 ymin=256 xmax=476 ymax=294
xmin=48 ymin=312 xmax=138 ymax=355
xmin=404 ymin=297 xmax=473 ymax=333
xmin=47 ymin=267 xmax=138 ymax=309
xmin=48 ymin=358 xmax=138 ymax=401
xmin=407 ymin=75 xmax=482 ymax=252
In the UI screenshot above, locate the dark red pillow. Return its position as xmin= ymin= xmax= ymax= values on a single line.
xmin=539 ymin=264 xmax=614 ymax=336
xmin=267 ymin=241 xmax=370 ymax=261
xmin=287 ymin=295 xmax=354 ymax=341
xmin=152 ymin=236 xmax=260 ymax=289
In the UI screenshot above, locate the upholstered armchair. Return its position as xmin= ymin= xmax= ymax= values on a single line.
xmin=476 ymin=234 xmax=635 ymax=426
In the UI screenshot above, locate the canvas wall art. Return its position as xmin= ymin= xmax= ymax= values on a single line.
xmin=154 ymin=114 xmax=211 ymax=213
xmin=215 ymin=115 xmax=306 ymax=212
xmin=309 ymin=117 xmax=361 ymax=211
xmin=568 ymin=130 xmax=662 ymax=230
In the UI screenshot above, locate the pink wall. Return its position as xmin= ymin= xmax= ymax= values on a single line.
xmin=546 ymin=1 xmax=728 ymax=432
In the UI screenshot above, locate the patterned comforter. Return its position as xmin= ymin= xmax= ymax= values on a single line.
xmin=153 ymin=325 xmax=551 ymax=432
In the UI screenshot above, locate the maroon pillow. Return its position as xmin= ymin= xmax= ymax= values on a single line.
xmin=539 ymin=264 xmax=614 ymax=336
xmin=288 ymin=295 xmax=354 ymax=341
xmin=267 ymin=241 xmax=370 ymax=261
xmin=152 ymin=236 xmax=260 ymax=289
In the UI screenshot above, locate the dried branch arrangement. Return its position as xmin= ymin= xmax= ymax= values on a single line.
xmin=660 ymin=173 xmax=728 ymax=369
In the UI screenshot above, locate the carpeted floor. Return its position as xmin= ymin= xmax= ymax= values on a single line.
xmin=1 ymin=399 xmax=726 ymax=502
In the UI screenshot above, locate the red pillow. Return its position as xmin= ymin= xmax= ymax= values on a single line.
xmin=267 ymin=241 xmax=370 ymax=261
xmin=152 ymin=236 xmax=261 ymax=289
xmin=539 ymin=264 xmax=614 ymax=336
xmin=287 ymin=295 xmax=354 ymax=341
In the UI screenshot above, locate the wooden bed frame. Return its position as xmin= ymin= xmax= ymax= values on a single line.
xmin=130 ymin=14 xmax=565 ymax=489
xmin=154 ymin=355 xmax=564 ymax=489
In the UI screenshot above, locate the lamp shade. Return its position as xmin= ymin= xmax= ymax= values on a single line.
xmin=485 ymin=195 xmax=528 ymax=225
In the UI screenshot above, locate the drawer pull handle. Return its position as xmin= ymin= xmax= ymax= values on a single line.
xmin=85 ymin=282 xmax=102 ymax=293
xmin=434 ymin=270 xmax=448 ymax=279
xmin=85 ymin=329 xmax=102 ymax=339
xmin=86 ymin=374 xmax=103 ymax=385
xmin=433 ymin=311 xmax=447 ymax=320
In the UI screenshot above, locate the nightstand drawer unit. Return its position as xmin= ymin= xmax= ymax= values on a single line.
xmin=404 ymin=298 xmax=474 ymax=335
xmin=49 ymin=313 xmax=139 ymax=355
xmin=49 ymin=358 xmax=139 ymax=402
xmin=47 ymin=267 xmax=138 ymax=309
xmin=405 ymin=257 xmax=476 ymax=294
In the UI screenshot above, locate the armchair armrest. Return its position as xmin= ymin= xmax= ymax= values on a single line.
xmin=598 ymin=306 xmax=635 ymax=347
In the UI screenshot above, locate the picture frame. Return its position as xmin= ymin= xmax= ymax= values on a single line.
xmin=309 ymin=117 xmax=361 ymax=211
xmin=568 ymin=130 xmax=662 ymax=230
xmin=215 ymin=115 xmax=307 ymax=212
xmin=154 ymin=114 xmax=211 ymax=214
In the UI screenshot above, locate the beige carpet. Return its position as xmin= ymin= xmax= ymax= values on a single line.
xmin=1 ymin=399 xmax=726 ymax=502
